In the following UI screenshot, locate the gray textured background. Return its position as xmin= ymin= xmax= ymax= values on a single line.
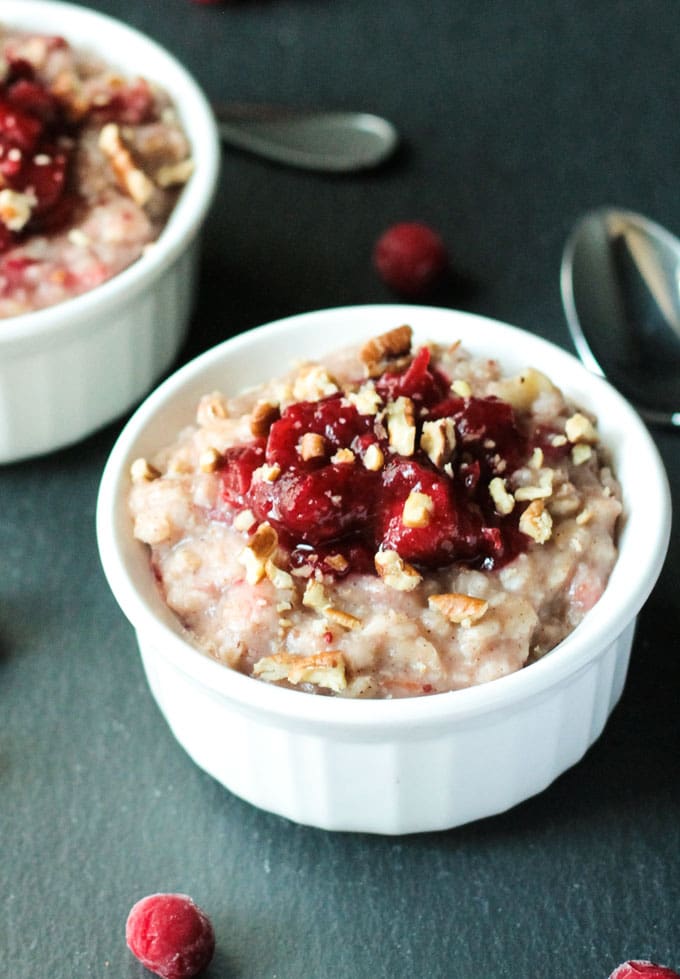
xmin=2 ymin=1 xmax=678 ymax=977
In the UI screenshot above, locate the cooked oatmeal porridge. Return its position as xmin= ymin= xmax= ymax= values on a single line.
xmin=129 ymin=325 xmax=622 ymax=699
xmin=0 ymin=28 xmax=193 ymax=317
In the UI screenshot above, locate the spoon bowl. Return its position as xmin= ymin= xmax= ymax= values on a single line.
xmin=561 ymin=207 xmax=680 ymax=428
xmin=213 ymin=103 xmax=399 ymax=173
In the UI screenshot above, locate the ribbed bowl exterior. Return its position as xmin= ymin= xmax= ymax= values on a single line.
xmin=136 ymin=619 xmax=635 ymax=834
xmin=0 ymin=244 xmax=198 ymax=462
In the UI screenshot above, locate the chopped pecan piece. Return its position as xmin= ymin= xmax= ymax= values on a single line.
xmin=331 ymin=448 xmax=355 ymax=465
xmin=360 ymin=325 xmax=413 ymax=377
xmin=489 ymin=367 xmax=559 ymax=411
xmin=565 ymin=412 xmax=598 ymax=444
xmin=233 ymin=509 xmax=256 ymax=532
xmin=519 ymin=499 xmax=553 ymax=543
xmin=299 ymin=432 xmax=327 ymax=461
xmin=252 ymin=462 xmax=281 ymax=483
xmin=98 ymin=122 xmax=155 ymax=207
xmin=402 ymin=491 xmax=434 ymax=528
xmin=198 ymin=447 xmax=222 ymax=473
xmin=489 ymin=476 xmax=515 ymax=515
xmin=571 ymin=443 xmax=593 ymax=466
xmin=374 ymin=549 xmax=421 ymax=590
xmin=129 ymin=457 xmax=160 ymax=483
xmin=385 ymin=396 xmax=416 ymax=456
xmin=196 ymin=392 xmax=228 ymax=425
xmin=250 ymin=400 xmax=280 ymax=438
xmin=514 ymin=469 xmax=554 ymax=501
xmin=362 ymin=443 xmax=385 ymax=471
xmin=292 ymin=364 xmax=339 ymax=402
xmin=302 ymin=579 xmax=330 ymax=610
xmin=154 ymin=157 xmax=194 ymax=188
xmin=253 ymin=651 xmax=347 ymax=692
xmin=420 ymin=417 xmax=456 ymax=468
xmin=324 ymin=608 xmax=361 ymax=630
xmin=428 ymin=592 xmax=489 ymax=624
xmin=238 ymin=522 xmax=278 ymax=584
xmin=359 ymin=326 xmax=413 ymax=377
xmin=451 ymin=379 xmax=472 ymax=398
xmin=325 ymin=553 xmax=349 ymax=573
xmin=346 ymin=382 xmax=382 ymax=415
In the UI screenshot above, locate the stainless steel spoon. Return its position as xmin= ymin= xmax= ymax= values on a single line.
xmin=561 ymin=207 xmax=680 ymax=428
xmin=213 ymin=103 xmax=399 ymax=173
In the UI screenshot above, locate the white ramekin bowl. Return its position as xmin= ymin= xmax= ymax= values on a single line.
xmin=0 ymin=0 xmax=220 ymax=463
xmin=96 ymin=304 xmax=671 ymax=835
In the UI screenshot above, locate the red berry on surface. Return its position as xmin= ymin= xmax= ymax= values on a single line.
xmin=609 ymin=962 xmax=680 ymax=979
xmin=373 ymin=221 xmax=449 ymax=296
xmin=125 ymin=893 xmax=215 ymax=979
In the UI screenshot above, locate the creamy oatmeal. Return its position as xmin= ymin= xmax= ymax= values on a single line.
xmin=129 ymin=326 xmax=622 ymax=699
xmin=0 ymin=28 xmax=193 ymax=317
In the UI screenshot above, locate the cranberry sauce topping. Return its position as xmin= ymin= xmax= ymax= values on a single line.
xmin=220 ymin=346 xmax=534 ymax=576
xmin=0 ymin=44 xmax=156 ymax=252
xmin=0 ymin=54 xmax=76 ymax=249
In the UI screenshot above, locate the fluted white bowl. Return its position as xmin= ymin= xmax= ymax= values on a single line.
xmin=97 ymin=304 xmax=671 ymax=834
xmin=0 ymin=0 xmax=220 ymax=463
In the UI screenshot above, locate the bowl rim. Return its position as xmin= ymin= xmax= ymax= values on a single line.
xmin=0 ymin=0 xmax=221 ymax=348
xmin=96 ymin=303 xmax=672 ymax=731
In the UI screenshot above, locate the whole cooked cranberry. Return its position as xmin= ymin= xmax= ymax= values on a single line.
xmin=125 ymin=893 xmax=215 ymax=979
xmin=609 ymin=962 xmax=680 ymax=979
xmin=376 ymin=457 xmax=480 ymax=567
xmin=373 ymin=221 xmax=449 ymax=296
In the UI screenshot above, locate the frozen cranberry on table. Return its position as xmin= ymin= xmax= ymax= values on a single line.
xmin=126 ymin=893 xmax=215 ymax=979
xmin=609 ymin=962 xmax=680 ymax=979
xmin=373 ymin=221 xmax=449 ymax=296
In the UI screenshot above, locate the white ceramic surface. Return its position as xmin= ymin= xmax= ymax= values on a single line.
xmin=0 ymin=0 xmax=220 ymax=463
xmin=96 ymin=304 xmax=671 ymax=834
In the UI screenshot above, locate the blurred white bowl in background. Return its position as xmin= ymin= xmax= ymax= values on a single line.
xmin=0 ymin=0 xmax=220 ymax=463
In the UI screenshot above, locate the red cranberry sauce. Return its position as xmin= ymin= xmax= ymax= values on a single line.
xmin=220 ymin=347 xmax=539 ymax=576
xmin=0 ymin=44 xmax=156 ymax=253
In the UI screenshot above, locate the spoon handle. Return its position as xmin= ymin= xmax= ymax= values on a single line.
xmin=212 ymin=103 xmax=398 ymax=173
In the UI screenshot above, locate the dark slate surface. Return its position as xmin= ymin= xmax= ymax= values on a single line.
xmin=1 ymin=2 xmax=678 ymax=977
